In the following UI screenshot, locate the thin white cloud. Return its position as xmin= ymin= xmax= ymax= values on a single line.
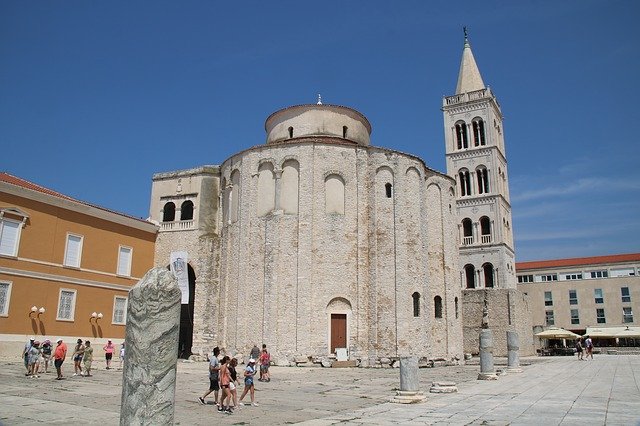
xmin=516 ymin=220 xmax=639 ymax=242
xmin=511 ymin=177 xmax=640 ymax=202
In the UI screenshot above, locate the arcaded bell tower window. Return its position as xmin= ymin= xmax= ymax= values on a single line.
xmin=180 ymin=200 xmax=194 ymax=221
xmin=465 ymin=264 xmax=475 ymax=288
xmin=162 ymin=202 xmax=176 ymax=222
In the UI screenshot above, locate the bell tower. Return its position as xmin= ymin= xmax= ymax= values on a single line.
xmin=442 ymin=29 xmax=533 ymax=356
xmin=442 ymin=29 xmax=516 ymax=290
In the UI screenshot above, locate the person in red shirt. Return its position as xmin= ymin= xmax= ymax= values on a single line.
xmin=53 ymin=338 xmax=68 ymax=380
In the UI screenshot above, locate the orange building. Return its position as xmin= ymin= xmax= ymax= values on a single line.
xmin=0 ymin=173 xmax=157 ymax=356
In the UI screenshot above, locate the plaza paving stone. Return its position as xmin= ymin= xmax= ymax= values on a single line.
xmin=0 ymin=355 xmax=638 ymax=425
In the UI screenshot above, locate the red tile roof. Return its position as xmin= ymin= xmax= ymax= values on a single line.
xmin=516 ymin=253 xmax=640 ymax=271
xmin=0 ymin=172 xmax=152 ymax=225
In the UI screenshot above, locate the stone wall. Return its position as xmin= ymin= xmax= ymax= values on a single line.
xmin=462 ymin=288 xmax=534 ymax=356
xmin=215 ymin=140 xmax=463 ymax=365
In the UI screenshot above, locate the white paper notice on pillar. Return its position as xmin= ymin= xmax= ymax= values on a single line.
xmin=170 ymin=251 xmax=189 ymax=304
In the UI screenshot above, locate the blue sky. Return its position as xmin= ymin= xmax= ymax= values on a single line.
xmin=1 ymin=1 xmax=639 ymax=261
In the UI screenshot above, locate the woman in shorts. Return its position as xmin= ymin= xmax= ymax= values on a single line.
xmin=238 ymin=358 xmax=258 ymax=406
xmin=72 ymin=339 xmax=85 ymax=376
xmin=40 ymin=340 xmax=52 ymax=373
xmin=103 ymin=340 xmax=115 ymax=369
xmin=218 ymin=356 xmax=232 ymax=414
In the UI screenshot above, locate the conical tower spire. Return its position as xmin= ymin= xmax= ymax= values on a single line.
xmin=455 ymin=27 xmax=485 ymax=95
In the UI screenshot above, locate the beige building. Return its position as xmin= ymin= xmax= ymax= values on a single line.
xmin=517 ymin=253 xmax=640 ymax=344
xmin=0 ymin=173 xmax=157 ymax=356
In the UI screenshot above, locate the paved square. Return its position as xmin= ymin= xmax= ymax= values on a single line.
xmin=0 ymin=355 xmax=638 ymax=425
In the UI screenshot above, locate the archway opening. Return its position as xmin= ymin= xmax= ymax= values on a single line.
xmin=167 ymin=263 xmax=196 ymax=359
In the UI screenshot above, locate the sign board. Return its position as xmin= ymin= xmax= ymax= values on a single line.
xmin=170 ymin=251 xmax=189 ymax=304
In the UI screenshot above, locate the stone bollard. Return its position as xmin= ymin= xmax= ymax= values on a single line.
xmin=391 ymin=357 xmax=426 ymax=403
xmin=506 ymin=331 xmax=523 ymax=373
xmin=120 ymin=268 xmax=182 ymax=425
xmin=478 ymin=329 xmax=498 ymax=380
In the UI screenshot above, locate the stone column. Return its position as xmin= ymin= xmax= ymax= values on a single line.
xmin=478 ymin=329 xmax=498 ymax=380
xmin=391 ymin=357 xmax=425 ymax=403
xmin=506 ymin=331 xmax=523 ymax=373
xmin=120 ymin=267 xmax=181 ymax=425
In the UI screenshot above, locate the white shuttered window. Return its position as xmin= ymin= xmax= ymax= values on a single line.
xmin=117 ymin=246 xmax=132 ymax=276
xmin=64 ymin=234 xmax=83 ymax=268
xmin=0 ymin=219 xmax=21 ymax=256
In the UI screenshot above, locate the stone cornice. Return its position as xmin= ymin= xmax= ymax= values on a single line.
xmin=447 ymin=146 xmax=507 ymax=164
xmin=456 ymin=194 xmax=511 ymax=210
xmin=442 ymin=96 xmax=503 ymax=120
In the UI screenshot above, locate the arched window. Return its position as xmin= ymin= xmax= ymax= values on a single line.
xmin=458 ymin=169 xmax=471 ymax=196
xmin=325 ymin=174 xmax=345 ymax=215
xmin=288 ymin=126 xmax=294 ymax=138
xmin=221 ymin=178 xmax=228 ymax=223
xmin=480 ymin=216 xmax=491 ymax=243
xmin=257 ymin=163 xmax=275 ymax=217
xmin=385 ymin=182 xmax=393 ymax=198
xmin=162 ymin=202 xmax=175 ymax=222
xmin=455 ymin=297 xmax=459 ymax=319
xmin=412 ymin=292 xmax=420 ymax=317
xmin=465 ymin=264 xmax=476 ymax=289
xmin=462 ymin=218 xmax=473 ymax=245
xmin=472 ymin=117 xmax=486 ymax=146
xmin=343 ymin=126 xmax=348 ymax=138
xmin=230 ymin=170 xmax=240 ymax=223
xmin=280 ymin=160 xmax=299 ymax=214
xmin=483 ymin=263 xmax=495 ymax=288
xmin=434 ymin=295 xmax=443 ymax=318
xmin=180 ymin=200 xmax=194 ymax=221
xmin=476 ymin=166 xmax=489 ymax=194
xmin=455 ymin=121 xmax=468 ymax=149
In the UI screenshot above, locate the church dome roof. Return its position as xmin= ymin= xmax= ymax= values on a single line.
xmin=265 ymin=104 xmax=372 ymax=146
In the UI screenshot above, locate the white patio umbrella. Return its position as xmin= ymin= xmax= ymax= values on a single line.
xmin=535 ymin=328 xmax=581 ymax=339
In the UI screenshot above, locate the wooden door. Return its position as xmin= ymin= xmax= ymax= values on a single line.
xmin=330 ymin=314 xmax=347 ymax=353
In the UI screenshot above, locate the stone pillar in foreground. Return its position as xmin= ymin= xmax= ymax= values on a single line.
xmin=391 ymin=357 xmax=426 ymax=403
xmin=478 ymin=329 xmax=498 ymax=380
xmin=506 ymin=331 xmax=523 ymax=373
xmin=120 ymin=268 xmax=181 ymax=425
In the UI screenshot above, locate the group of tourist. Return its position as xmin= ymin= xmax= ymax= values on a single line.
xmin=199 ymin=344 xmax=271 ymax=415
xmin=21 ymin=337 xmax=125 ymax=380
xmin=575 ymin=335 xmax=594 ymax=360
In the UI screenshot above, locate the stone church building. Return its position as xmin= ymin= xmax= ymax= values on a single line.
xmin=148 ymin=34 xmax=531 ymax=364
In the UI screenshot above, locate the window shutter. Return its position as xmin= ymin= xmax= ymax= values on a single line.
xmin=58 ymin=290 xmax=74 ymax=319
xmin=113 ymin=297 xmax=127 ymax=323
xmin=117 ymin=247 xmax=132 ymax=276
xmin=0 ymin=220 xmax=19 ymax=256
xmin=0 ymin=283 xmax=9 ymax=314
xmin=65 ymin=235 xmax=81 ymax=267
